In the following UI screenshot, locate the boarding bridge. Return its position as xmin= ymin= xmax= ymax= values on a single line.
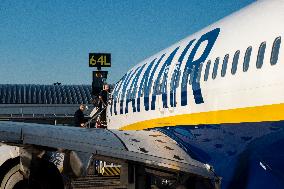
xmin=0 ymin=121 xmax=220 ymax=189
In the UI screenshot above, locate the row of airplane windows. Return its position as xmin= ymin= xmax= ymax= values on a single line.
xmin=151 ymin=36 xmax=282 ymax=95
xmin=193 ymin=36 xmax=281 ymax=84
xmin=113 ymin=36 xmax=281 ymax=100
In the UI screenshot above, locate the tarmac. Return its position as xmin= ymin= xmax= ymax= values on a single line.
xmin=72 ymin=175 xmax=122 ymax=189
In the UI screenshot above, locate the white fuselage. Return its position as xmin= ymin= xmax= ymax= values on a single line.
xmin=107 ymin=0 xmax=284 ymax=130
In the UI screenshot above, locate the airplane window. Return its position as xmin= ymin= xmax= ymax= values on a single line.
xmin=231 ymin=50 xmax=240 ymax=75
xmin=196 ymin=63 xmax=203 ymax=83
xmin=256 ymin=42 xmax=266 ymax=69
xmin=243 ymin=46 xmax=252 ymax=72
xmin=204 ymin=60 xmax=211 ymax=81
xmin=221 ymin=54 xmax=229 ymax=77
xmin=212 ymin=57 xmax=220 ymax=79
xmin=270 ymin=36 xmax=281 ymax=65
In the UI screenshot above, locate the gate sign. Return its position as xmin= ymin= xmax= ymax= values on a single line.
xmin=89 ymin=53 xmax=111 ymax=67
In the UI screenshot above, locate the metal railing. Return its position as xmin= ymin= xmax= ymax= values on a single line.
xmin=84 ymin=105 xmax=107 ymax=128
xmin=84 ymin=94 xmax=112 ymax=128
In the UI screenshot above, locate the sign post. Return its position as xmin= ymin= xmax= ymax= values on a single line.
xmin=89 ymin=53 xmax=111 ymax=96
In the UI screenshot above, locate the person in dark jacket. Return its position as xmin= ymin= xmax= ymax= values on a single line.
xmin=99 ymin=84 xmax=109 ymax=108
xmin=74 ymin=104 xmax=86 ymax=127
xmin=98 ymin=84 xmax=109 ymax=127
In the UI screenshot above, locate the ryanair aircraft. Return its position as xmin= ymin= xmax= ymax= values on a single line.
xmin=108 ymin=0 xmax=284 ymax=188
xmin=0 ymin=0 xmax=283 ymax=189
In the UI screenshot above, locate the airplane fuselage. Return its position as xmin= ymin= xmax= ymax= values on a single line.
xmin=107 ymin=0 xmax=284 ymax=188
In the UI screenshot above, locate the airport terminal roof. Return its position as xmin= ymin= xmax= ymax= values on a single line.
xmin=0 ymin=84 xmax=92 ymax=104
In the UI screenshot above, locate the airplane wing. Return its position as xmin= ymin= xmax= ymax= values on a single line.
xmin=0 ymin=121 xmax=219 ymax=188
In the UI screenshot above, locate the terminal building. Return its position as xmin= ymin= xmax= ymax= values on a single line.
xmin=0 ymin=84 xmax=93 ymax=125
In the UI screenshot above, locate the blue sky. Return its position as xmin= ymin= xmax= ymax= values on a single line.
xmin=0 ymin=0 xmax=255 ymax=85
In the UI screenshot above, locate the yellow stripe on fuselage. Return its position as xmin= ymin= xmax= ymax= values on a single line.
xmin=120 ymin=103 xmax=284 ymax=130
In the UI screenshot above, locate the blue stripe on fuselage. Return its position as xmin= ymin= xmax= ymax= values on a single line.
xmin=119 ymin=68 xmax=140 ymax=114
xmin=137 ymin=58 xmax=157 ymax=110
xmin=181 ymin=28 xmax=220 ymax=106
xmin=145 ymin=54 xmax=166 ymax=111
xmin=152 ymin=47 xmax=180 ymax=109
xmin=137 ymin=59 xmax=156 ymax=98
xmin=112 ymin=78 xmax=125 ymax=115
xmin=125 ymin=64 xmax=147 ymax=113
xmin=112 ymin=28 xmax=220 ymax=114
xmin=170 ymin=39 xmax=195 ymax=107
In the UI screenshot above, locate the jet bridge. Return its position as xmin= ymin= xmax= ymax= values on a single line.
xmin=0 ymin=121 xmax=220 ymax=189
